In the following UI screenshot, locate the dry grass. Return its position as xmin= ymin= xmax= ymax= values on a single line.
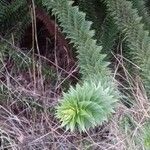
xmin=0 ymin=41 xmax=120 ymax=149
xmin=0 ymin=5 xmax=150 ymax=149
xmin=0 ymin=39 xmax=149 ymax=150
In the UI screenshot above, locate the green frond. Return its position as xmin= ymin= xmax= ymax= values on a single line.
xmin=42 ymin=0 xmax=119 ymax=131
xmin=145 ymin=0 xmax=150 ymax=14
xmin=78 ymin=0 xmax=119 ymax=57
xmin=0 ymin=0 xmax=9 ymax=19
xmin=42 ymin=0 xmax=111 ymax=78
xmin=100 ymin=15 xmax=119 ymax=57
xmin=130 ymin=0 xmax=150 ymax=32
xmin=105 ymin=0 xmax=150 ymax=97
xmin=0 ymin=0 xmax=28 ymax=34
xmin=78 ymin=0 xmax=106 ymax=44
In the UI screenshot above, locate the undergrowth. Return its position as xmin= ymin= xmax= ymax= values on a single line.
xmin=0 ymin=0 xmax=150 ymax=149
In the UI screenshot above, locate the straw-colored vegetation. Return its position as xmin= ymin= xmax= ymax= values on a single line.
xmin=0 ymin=0 xmax=150 ymax=149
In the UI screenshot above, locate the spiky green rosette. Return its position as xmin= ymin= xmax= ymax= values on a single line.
xmin=56 ymin=79 xmax=117 ymax=132
xmin=105 ymin=0 xmax=150 ymax=97
xmin=43 ymin=0 xmax=119 ymax=132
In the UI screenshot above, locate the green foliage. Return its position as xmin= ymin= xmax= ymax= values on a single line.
xmin=56 ymin=80 xmax=117 ymax=132
xmin=1 ymin=0 xmax=150 ymax=149
xmin=130 ymin=0 xmax=150 ymax=32
xmin=0 ymin=0 xmax=29 ymax=34
xmin=100 ymin=15 xmax=119 ymax=57
xmin=0 ymin=1 xmax=9 ymax=19
xmin=0 ymin=39 xmax=32 ymax=72
xmin=105 ymin=0 xmax=150 ymax=97
xmin=0 ymin=0 xmax=43 ymax=39
xmin=43 ymin=0 xmax=119 ymax=132
xmin=78 ymin=0 xmax=106 ymax=44
xmin=43 ymin=0 xmax=111 ymax=78
xmin=78 ymin=0 xmax=119 ymax=59
xmin=142 ymin=124 xmax=150 ymax=150
xmin=120 ymin=114 xmax=136 ymax=135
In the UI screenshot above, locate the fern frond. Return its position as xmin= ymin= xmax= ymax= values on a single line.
xmin=42 ymin=0 xmax=119 ymax=132
xmin=130 ymin=0 xmax=150 ymax=32
xmin=145 ymin=0 xmax=150 ymax=14
xmin=105 ymin=0 xmax=150 ymax=97
xmin=0 ymin=0 xmax=28 ymax=34
xmin=43 ymin=0 xmax=111 ymax=78
xmin=78 ymin=0 xmax=106 ymax=44
xmin=100 ymin=15 xmax=119 ymax=57
xmin=0 ymin=0 xmax=8 ymax=22
xmin=74 ymin=0 xmax=118 ymax=58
